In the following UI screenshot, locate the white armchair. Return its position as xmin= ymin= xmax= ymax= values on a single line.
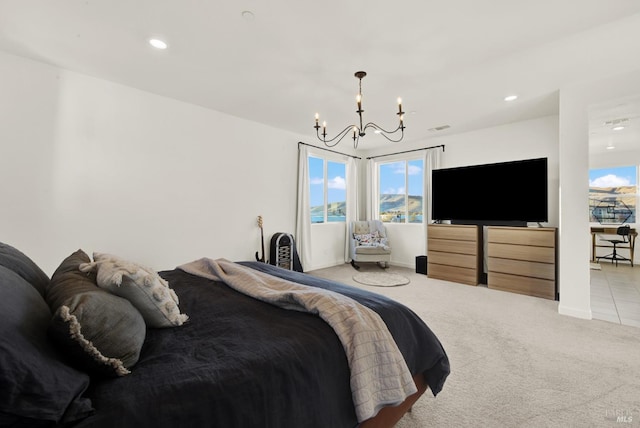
xmin=349 ymin=220 xmax=391 ymax=270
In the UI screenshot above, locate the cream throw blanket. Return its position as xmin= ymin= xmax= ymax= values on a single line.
xmin=178 ymin=258 xmax=417 ymax=422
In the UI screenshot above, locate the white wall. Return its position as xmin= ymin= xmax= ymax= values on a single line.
xmin=432 ymin=115 xmax=560 ymax=227
xmin=590 ymin=147 xmax=640 ymax=169
xmin=360 ymin=115 xmax=560 ymax=269
xmin=0 ymin=51 xmax=304 ymax=275
xmin=308 ymin=223 xmax=347 ymax=270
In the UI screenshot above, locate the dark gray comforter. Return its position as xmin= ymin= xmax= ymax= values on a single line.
xmin=73 ymin=262 xmax=449 ymax=428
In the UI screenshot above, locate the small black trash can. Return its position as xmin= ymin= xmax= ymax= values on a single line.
xmin=415 ymin=255 xmax=427 ymax=275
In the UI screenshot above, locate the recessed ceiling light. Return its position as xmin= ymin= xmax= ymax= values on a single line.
xmin=149 ymin=38 xmax=168 ymax=49
xmin=504 ymin=95 xmax=518 ymax=102
xmin=612 ymin=125 xmax=625 ymax=131
xmin=241 ymin=10 xmax=255 ymax=21
xmin=606 ymin=145 xmax=616 ymax=150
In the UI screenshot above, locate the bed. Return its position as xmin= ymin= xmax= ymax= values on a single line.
xmin=0 ymin=242 xmax=449 ymax=428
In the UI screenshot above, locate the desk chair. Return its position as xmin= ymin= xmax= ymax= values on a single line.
xmin=597 ymin=225 xmax=633 ymax=266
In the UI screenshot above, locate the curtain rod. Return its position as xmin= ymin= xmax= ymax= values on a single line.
xmin=365 ymin=144 xmax=445 ymax=160
xmin=298 ymin=142 xmax=362 ymax=159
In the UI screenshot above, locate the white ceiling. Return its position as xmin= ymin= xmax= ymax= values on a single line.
xmin=1 ymin=0 xmax=640 ymax=151
xmin=588 ymin=94 xmax=640 ymax=155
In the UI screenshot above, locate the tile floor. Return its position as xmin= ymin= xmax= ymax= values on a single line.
xmin=590 ymin=261 xmax=640 ymax=328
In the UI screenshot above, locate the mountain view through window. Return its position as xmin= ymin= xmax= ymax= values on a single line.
xmin=309 ymin=156 xmax=346 ymax=223
xmin=589 ymin=165 xmax=637 ymax=224
xmin=379 ymin=159 xmax=424 ymax=223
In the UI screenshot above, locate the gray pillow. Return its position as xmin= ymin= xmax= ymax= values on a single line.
xmin=46 ymin=250 xmax=146 ymax=377
xmin=0 ymin=241 xmax=50 ymax=296
xmin=0 ymin=265 xmax=92 ymax=425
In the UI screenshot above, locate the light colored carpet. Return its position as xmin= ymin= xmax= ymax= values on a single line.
xmin=309 ymin=263 xmax=640 ymax=428
xmin=353 ymin=271 xmax=410 ymax=287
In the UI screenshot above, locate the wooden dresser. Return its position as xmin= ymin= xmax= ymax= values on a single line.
xmin=486 ymin=226 xmax=557 ymax=300
xmin=427 ymin=224 xmax=481 ymax=286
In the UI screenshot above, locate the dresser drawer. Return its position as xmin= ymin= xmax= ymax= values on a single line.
xmin=488 ymin=242 xmax=555 ymax=263
xmin=428 ymin=224 xmax=479 ymax=242
xmin=429 ymin=250 xmax=478 ymax=269
xmin=487 ymin=227 xmax=555 ymax=247
xmin=488 ymin=272 xmax=555 ymax=300
xmin=429 ymin=238 xmax=479 ymax=256
xmin=488 ymin=257 xmax=555 ymax=281
xmin=428 ymin=263 xmax=478 ymax=286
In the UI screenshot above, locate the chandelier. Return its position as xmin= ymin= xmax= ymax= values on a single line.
xmin=313 ymin=71 xmax=405 ymax=148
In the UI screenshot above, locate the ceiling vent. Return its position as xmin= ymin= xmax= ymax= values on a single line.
xmin=428 ymin=125 xmax=451 ymax=132
xmin=603 ymin=118 xmax=629 ymax=126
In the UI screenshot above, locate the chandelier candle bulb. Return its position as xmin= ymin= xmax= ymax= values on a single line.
xmin=315 ymin=113 xmax=319 ymax=127
xmin=356 ymin=94 xmax=362 ymax=112
xmin=398 ymin=98 xmax=402 ymax=113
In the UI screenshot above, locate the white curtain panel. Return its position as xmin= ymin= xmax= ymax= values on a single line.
xmin=423 ymin=147 xmax=442 ymax=224
xmin=295 ymin=145 xmax=312 ymax=270
xmin=344 ymin=156 xmax=359 ymax=262
xmin=365 ymin=158 xmax=376 ymax=220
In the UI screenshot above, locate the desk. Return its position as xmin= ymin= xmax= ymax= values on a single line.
xmin=590 ymin=227 xmax=637 ymax=263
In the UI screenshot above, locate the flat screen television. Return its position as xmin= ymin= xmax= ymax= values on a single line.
xmin=431 ymin=157 xmax=548 ymax=225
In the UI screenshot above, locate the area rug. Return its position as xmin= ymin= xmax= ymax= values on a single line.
xmin=352 ymin=272 xmax=410 ymax=287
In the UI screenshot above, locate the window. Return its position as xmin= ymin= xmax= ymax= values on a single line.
xmin=309 ymin=156 xmax=346 ymax=223
xmin=589 ymin=165 xmax=637 ymax=224
xmin=378 ymin=158 xmax=424 ymax=223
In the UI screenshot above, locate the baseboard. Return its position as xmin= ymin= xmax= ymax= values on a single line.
xmin=389 ymin=261 xmax=413 ymax=269
xmin=306 ymin=260 xmax=348 ymax=272
xmin=308 ymin=260 xmax=417 ymax=271
xmin=308 ymin=260 xmax=414 ymax=271
xmin=558 ymin=304 xmax=592 ymax=320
